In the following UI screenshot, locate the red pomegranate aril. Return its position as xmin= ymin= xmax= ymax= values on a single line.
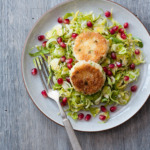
xmin=124 ymin=76 xmax=129 ymax=81
xmin=121 ymin=33 xmax=127 ymax=39
xmin=62 ymin=97 xmax=67 ymax=104
xmin=57 ymin=78 xmax=63 ymax=85
xmin=87 ymin=21 xmax=93 ymax=27
xmin=112 ymin=26 xmax=119 ymax=32
xmin=42 ymin=41 xmax=47 ymax=47
xmin=119 ymin=28 xmax=124 ymax=34
xmin=41 ymin=90 xmax=48 ymax=98
xmin=60 ymin=56 xmax=66 ymax=62
xmin=110 ymin=106 xmax=117 ymax=112
xmin=116 ymin=62 xmax=122 ymax=68
xmin=103 ymin=67 xmax=108 ymax=73
xmin=31 ymin=68 xmax=37 ymax=75
xmin=135 ymin=49 xmax=140 ymax=55
xmin=131 ymin=85 xmax=137 ymax=92
xmin=57 ymin=37 xmax=63 ymax=43
xmin=130 ymin=63 xmax=135 ymax=70
xmin=38 ymin=35 xmax=45 ymax=41
xmin=72 ymin=33 xmax=78 ymax=39
xmin=58 ymin=17 xmax=63 ymax=23
xmin=111 ymin=52 xmax=117 ymax=60
xmin=64 ymin=19 xmax=70 ymax=24
xmin=85 ymin=114 xmax=91 ymax=121
xmin=101 ymin=106 xmax=107 ymax=112
xmin=66 ymin=77 xmax=71 ymax=83
xmin=66 ymin=58 xmax=73 ymax=64
xmin=107 ymin=70 xmax=113 ymax=76
xmin=60 ymin=42 xmax=66 ymax=48
xmin=124 ymin=22 xmax=129 ymax=28
xmin=109 ymin=64 xmax=115 ymax=69
xmin=99 ymin=115 xmax=106 ymax=121
xmin=61 ymin=101 xmax=66 ymax=106
xmin=109 ymin=28 xmax=115 ymax=35
xmin=78 ymin=113 xmax=84 ymax=120
xmin=67 ymin=63 xmax=72 ymax=69
xmin=105 ymin=11 xmax=111 ymax=17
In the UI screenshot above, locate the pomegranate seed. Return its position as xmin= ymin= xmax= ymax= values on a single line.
xmin=112 ymin=26 xmax=119 ymax=32
xmin=62 ymin=97 xmax=67 ymax=104
xmin=121 ymin=33 xmax=127 ymax=39
xmin=103 ymin=67 xmax=108 ymax=73
xmin=109 ymin=28 xmax=115 ymax=35
xmin=60 ymin=56 xmax=66 ymax=62
xmin=60 ymin=42 xmax=66 ymax=48
xmin=67 ymin=63 xmax=72 ymax=69
xmin=66 ymin=77 xmax=71 ymax=83
xmin=107 ymin=70 xmax=113 ymax=76
xmin=31 ymin=68 xmax=37 ymax=75
xmin=124 ymin=76 xmax=129 ymax=81
xmin=109 ymin=64 xmax=115 ymax=69
xmin=72 ymin=33 xmax=78 ymax=39
xmin=110 ymin=106 xmax=117 ymax=112
xmin=131 ymin=85 xmax=137 ymax=92
xmin=57 ymin=78 xmax=63 ymax=85
xmin=38 ymin=35 xmax=45 ymax=41
xmin=61 ymin=101 xmax=66 ymax=106
xmin=124 ymin=22 xmax=129 ymax=28
xmin=119 ymin=28 xmax=124 ymax=34
xmin=57 ymin=37 xmax=63 ymax=43
xmin=78 ymin=113 xmax=84 ymax=120
xmin=87 ymin=21 xmax=93 ymax=27
xmin=58 ymin=17 xmax=63 ymax=23
xmin=42 ymin=41 xmax=47 ymax=47
xmin=130 ymin=63 xmax=135 ymax=70
xmin=101 ymin=106 xmax=107 ymax=112
xmin=116 ymin=62 xmax=122 ymax=68
xmin=85 ymin=114 xmax=91 ymax=121
xmin=41 ymin=90 xmax=48 ymax=98
xmin=66 ymin=58 xmax=73 ymax=64
xmin=135 ymin=49 xmax=140 ymax=55
xmin=99 ymin=115 xmax=106 ymax=121
xmin=111 ymin=52 xmax=117 ymax=60
xmin=105 ymin=11 xmax=111 ymax=17
xmin=64 ymin=19 xmax=70 ymax=24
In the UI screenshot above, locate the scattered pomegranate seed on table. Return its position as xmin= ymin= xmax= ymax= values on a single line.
xmin=99 ymin=115 xmax=106 ymax=121
xmin=135 ymin=49 xmax=140 ymax=55
xmin=131 ymin=85 xmax=137 ymax=92
xmin=103 ymin=67 xmax=108 ymax=73
xmin=109 ymin=28 xmax=115 ymax=35
xmin=124 ymin=76 xmax=129 ymax=81
xmin=110 ymin=106 xmax=117 ymax=112
xmin=112 ymin=26 xmax=119 ymax=32
xmin=119 ymin=28 xmax=124 ymax=34
xmin=42 ymin=41 xmax=47 ymax=47
xmin=64 ymin=19 xmax=70 ymax=24
xmin=101 ymin=106 xmax=107 ymax=112
xmin=111 ymin=52 xmax=117 ymax=60
xmin=85 ymin=114 xmax=91 ymax=121
xmin=60 ymin=56 xmax=66 ymax=62
xmin=41 ymin=90 xmax=48 ymax=98
xmin=66 ymin=58 xmax=73 ymax=64
xmin=38 ymin=35 xmax=45 ymax=41
xmin=87 ymin=21 xmax=93 ymax=27
xmin=124 ymin=22 xmax=129 ymax=28
xmin=60 ymin=42 xmax=66 ymax=48
xmin=121 ymin=33 xmax=127 ymax=39
xmin=57 ymin=37 xmax=63 ymax=43
xmin=130 ymin=63 xmax=135 ymax=70
xmin=72 ymin=33 xmax=78 ymax=39
xmin=109 ymin=64 xmax=115 ymax=69
xmin=78 ymin=113 xmax=84 ymax=120
xmin=105 ymin=11 xmax=111 ymax=17
xmin=57 ymin=17 xmax=63 ymax=23
xmin=116 ymin=62 xmax=122 ymax=68
xmin=57 ymin=78 xmax=63 ymax=85
xmin=107 ymin=70 xmax=113 ymax=76
xmin=31 ymin=68 xmax=37 ymax=75
xmin=67 ymin=63 xmax=72 ymax=69
xmin=66 ymin=77 xmax=71 ymax=83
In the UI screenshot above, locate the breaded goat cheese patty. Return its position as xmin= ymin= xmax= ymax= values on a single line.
xmin=73 ymin=32 xmax=109 ymax=63
xmin=70 ymin=61 xmax=106 ymax=95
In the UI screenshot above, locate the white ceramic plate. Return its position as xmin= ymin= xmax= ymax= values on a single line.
xmin=22 ymin=0 xmax=150 ymax=132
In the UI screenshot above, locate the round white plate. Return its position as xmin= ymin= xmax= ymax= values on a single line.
xmin=22 ymin=0 xmax=150 ymax=132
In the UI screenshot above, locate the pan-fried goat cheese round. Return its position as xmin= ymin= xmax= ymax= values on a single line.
xmin=70 ymin=61 xmax=106 ymax=95
xmin=73 ymin=32 xmax=109 ymax=63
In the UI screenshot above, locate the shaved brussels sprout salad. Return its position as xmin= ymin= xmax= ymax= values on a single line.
xmin=29 ymin=10 xmax=144 ymax=122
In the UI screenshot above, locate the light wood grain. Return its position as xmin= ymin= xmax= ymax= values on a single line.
xmin=0 ymin=0 xmax=150 ymax=150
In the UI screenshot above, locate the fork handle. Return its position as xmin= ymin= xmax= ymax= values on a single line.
xmin=57 ymin=102 xmax=82 ymax=150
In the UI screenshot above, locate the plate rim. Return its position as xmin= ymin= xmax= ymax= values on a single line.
xmin=21 ymin=0 xmax=150 ymax=132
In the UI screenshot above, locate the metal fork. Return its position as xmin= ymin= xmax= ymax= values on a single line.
xmin=35 ymin=57 xmax=82 ymax=150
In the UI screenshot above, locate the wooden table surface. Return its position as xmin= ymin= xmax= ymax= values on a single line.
xmin=1 ymin=0 xmax=150 ymax=150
